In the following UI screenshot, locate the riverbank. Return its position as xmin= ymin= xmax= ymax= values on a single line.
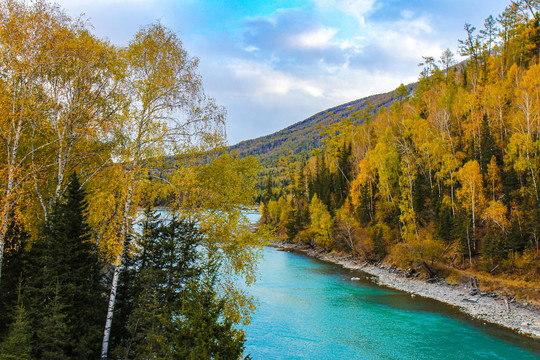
xmin=269 ymin=241 xmax=540 ymax=339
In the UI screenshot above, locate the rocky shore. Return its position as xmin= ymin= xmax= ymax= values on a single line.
xmin=269 ymin=241 xmax=540 ymax=339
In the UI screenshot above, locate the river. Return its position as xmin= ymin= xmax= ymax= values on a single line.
xmin=242 ymin=246 xmax=540 ymax=360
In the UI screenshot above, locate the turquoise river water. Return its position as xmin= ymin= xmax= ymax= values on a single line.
xmin=242 ymin=246 xmax=540 ymax=360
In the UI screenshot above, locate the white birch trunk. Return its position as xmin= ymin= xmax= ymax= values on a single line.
xmin=100 ymin=259 xmax=122 ymax=359
xmin=472 ymin=180 xmax=476 ymax=252
xmin=0 ymin=110 xmax=23 ymax=285
xmin=101 ymin=183 xmax=133 ymax=359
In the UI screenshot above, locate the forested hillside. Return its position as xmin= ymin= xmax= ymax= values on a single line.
xmin=0 ymin=1 xmax=259 ymax=358
xmin=260 ymin=0 xmax=540 ymax=302
xmin=230 ymin=83 xmax=416 ymax=165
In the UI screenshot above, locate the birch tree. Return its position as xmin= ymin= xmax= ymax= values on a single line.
xmin=33 ymin=23 xmax=122 ymax=219
xmin=456 ymin=160 xmax=485 ymax=265
xmin=97 ymin=23 xmax=225 ymax=359
xmin=0 ymin=0 xmax=61 ymax=284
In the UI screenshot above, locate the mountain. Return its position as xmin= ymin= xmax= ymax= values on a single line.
xmin=229 ymin=82 xmax=416 ymax=164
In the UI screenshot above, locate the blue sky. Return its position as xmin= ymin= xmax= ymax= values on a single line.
xmin=55 ymin=0 xmax=511 ymax=144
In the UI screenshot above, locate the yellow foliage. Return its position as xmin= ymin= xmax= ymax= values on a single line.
xmin=482 ymin=200 xmax=509 ymax=230
xmin=350 ymin=158 xmax=375 ymax=210
xmin=309 ymin=194 xmax=334 ymax=248
xmin=391 ymin=232 xmax=445 ymax=269
xmin=456 ymin=160 xmax=485 ymax=215
xmin=486 ymin=156 xmax=503 ymax=201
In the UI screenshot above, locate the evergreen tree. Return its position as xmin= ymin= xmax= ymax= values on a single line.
xmin=356 ymin=183 xmax=372 ymax=226
xmin=0 ymin=220 xmax=29 ymax=340
xmin=171 ymin=277 xmax=245 ymax=360
xmin=436 ymin=205 xmax=454 ymax=243
xmin=0 ymin=285 xmax=32 ymax=360
xmin=24 ymin=172 xmax=105 ymax=359
xmin=373 ymin=228 xmax=386 ymax=261
xmin=114 ymin=211 xmax=245 ymax=358
xmin=37 ymin=282 xmax=69 ymax=360
xmin=314 ymin=153 xmax=332 ymax=209
xmin=482 ymin=228 xmax=505 ymax=263
xmin=479 ymin=115 xmax=496 ymax=177
xmin=285 ymin=206 xmax=299 ymax=240
xmin=60 ymin=173 xmax=105 ymax=358
xmin=263 ymin=175 xmax=274 ymax=204
xmin=502 ymin=166 xmax=522 ymax=207
xmin=412 ymin=172 xmax=429 ymax=222
xmin=334 ymin=141 xmax=352 ymax=209
xmin=507 ymin=215 xmax=527 ymax=254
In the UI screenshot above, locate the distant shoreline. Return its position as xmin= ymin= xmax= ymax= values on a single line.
xmin=268 ymin=241 xmax=540 ymax=339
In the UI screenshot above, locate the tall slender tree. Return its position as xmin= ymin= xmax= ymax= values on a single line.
xmin=24 ymin=172 xmax=105 ymax=359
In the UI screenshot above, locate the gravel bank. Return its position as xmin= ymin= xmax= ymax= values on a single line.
xmin=270 ymin=241 xmax=540 ymax=339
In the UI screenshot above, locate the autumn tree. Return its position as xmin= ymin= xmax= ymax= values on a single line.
xmin=309 ymin=194 xmax=334 ymax=248
xmin=0 ymin=0 xmax=119 ymax=285
xmin=96 ymin=22 xmax=227 ymax=359
xmin=456 ymin=160 xmax=485 ymax=265
xmin=459 ymin=23 xmax=482 ymax=81
xmin=0 ymin=0 xmax=57 ymax=284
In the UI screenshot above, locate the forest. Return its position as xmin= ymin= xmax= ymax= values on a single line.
xmin=0 ymin=0 xmax=261 ymax=359
xmin=260 ymin=0 xmax=540 ymax=303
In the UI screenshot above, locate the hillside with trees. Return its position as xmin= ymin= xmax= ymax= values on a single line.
xmin=0 ymin=1 xmax=260 ymax=358
xmin=259 ymin=0 xmax=540 ymax=303
xmin=229 ymin=83 xmax=416 ymax=165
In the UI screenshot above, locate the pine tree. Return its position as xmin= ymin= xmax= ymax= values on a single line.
xmin=479 ymin=115 xmax=496 ymax=177
xmin=335 ymin=141 xmax=352 ymax=209
xmin=24 ymin=172 xmax=105 ymax=359
xmin=356 ymin=183 xmax=372 ymax=226
xmin=263 ymin=175 xmax=274 ymax=204
xmin=412 ymin=172 xmax=429 ymax=222
xmin=436 ymin=205 xmax=454 ymax=243
xmin=0 ymin=285 xmax=32 ymax=360
xmin=0 ymin=220 xmax=28 ymax=340
xmin=171 ymin=277 xmax=245 ymax=360
xmin=37 ymin=282 xmax=69 ymax=360
xmin=114 ymin=212 xmax=246 ymax=358
xmin=373 ymin=228 xmax=386 ymax=260
xmin=60 ymin=173 xmax=105 ymax=358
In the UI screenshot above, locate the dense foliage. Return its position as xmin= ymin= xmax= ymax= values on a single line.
xmin=111 ymin=208 xmax=245 ymax=359
xmin=260 ymin=0 xmax=540 ymax=301
xmin=0 ymin=0 xmax=260 ymax=358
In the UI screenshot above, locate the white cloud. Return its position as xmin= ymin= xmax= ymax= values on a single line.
xmin=380 ymin=32 xmax=441 ymax=60
xmin=370 ymin=15 xmax=440 ymax=61
xmin=311 ymin=0 xmax=376 ymax=25
xmin=226 ymin=60 xmax=325 ymax=99
xmin=244 ymin=46 xmax=259 ymax=53
xmin=206 ymin=54 xmax=419 ymax=143
xmin=291 ymin=27 xmax=338 ymax=49
xmin=396 ymin=17 xmax=433 ymax=35
xmin=400 ymin=10 xmax=414 ymax=19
